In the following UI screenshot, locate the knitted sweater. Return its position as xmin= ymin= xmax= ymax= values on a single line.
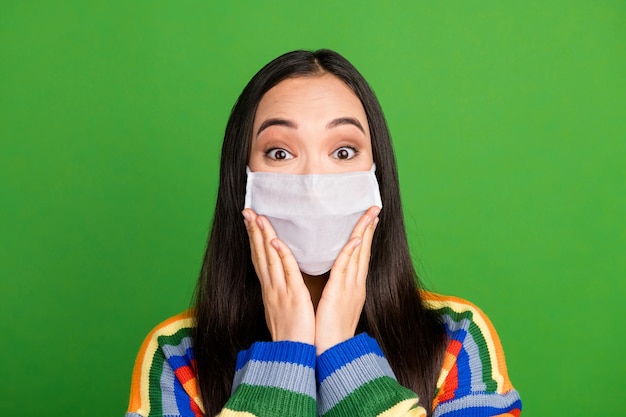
xmin=126 ymin=292 xmax=522 ymax=417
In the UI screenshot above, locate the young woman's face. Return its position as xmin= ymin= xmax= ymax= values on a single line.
xmin=249 ymin=74 xmax=374 ymax=174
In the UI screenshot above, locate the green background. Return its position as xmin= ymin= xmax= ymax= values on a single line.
xmin=1 ymin=1 xmax=624 ymax=415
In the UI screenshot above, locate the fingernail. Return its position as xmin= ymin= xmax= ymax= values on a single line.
xmin=271 ymin=239 xmax=280 ymax=251
xmin=373 ymin=217 xmax=379 ymax=227
xmin=256 ymin=216 xmax=265 ymax=230
xmin=243 ymin=218 xmax=249 ymax=230
xmin=353 ymin=237 xmax=362 ymax=249
xmin=242 ymin=210 xmax=250 ymax=221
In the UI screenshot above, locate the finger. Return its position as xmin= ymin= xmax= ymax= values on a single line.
xmin=257 ymin=215 xmax=287 ymax=292
xmin=345 ymin=236 xmax=362 ymax=287
xmin=329 ymin=207 xmax=377 ymax=282
xmin=346 ymin=207 xmax=379 ymax=257
xmin=345 ymin=206 xmax=380 ymax=284
xmin=270 ymin=238 xmax=305 ymax=291
xmin=330 ymin=236 xmax=362 ymax=283
xmin=243 ymin=209 xmax=270 ymax=287
xmin=356 ymin=215 xmax=379 ymax=286
xmin=349 ymin=206 xmax=381 ymax=243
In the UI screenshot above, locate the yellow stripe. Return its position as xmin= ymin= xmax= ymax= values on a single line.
xmin=217 ymin=410 xmax=258 ymax=417
xmin=376 ymin=399 xmax=426 ymax=417
xmin=435 ymin=350 xmax=457 ymax=391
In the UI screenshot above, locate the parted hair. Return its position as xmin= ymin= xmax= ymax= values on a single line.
xmin=193 ymin=49 xmax=446 ymax=416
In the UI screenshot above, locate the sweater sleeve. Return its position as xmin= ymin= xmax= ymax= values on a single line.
xmin=126 ymin=312 xmax=203 ymax=417
xmin=126 ymin=312 xmax=317 ymax=417
xmin=316 ymin=333 xmax=427 ymax=417
xmin=431 ymin=298 xmax=522 ymax=417
xmin=315 ymin=300 xmax=523 ymax=417
xmin=222 ymin=340 xmax=317 ymax=416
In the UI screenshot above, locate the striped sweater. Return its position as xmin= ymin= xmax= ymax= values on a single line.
xmin=126 ymin=292 xmax=521 ymax=417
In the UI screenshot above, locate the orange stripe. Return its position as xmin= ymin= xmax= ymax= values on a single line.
xmin=493 ymin=412 xmax=521 ymax=417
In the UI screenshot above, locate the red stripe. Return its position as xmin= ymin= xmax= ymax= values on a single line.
xmin=190 ymin=397 xmax=203 ymax=417
xmin=438 ymin=340 xmax=462 ymax=403
xmin=174 ymin=364 xmax=195 ymax=386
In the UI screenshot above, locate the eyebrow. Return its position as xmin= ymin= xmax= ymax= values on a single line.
xmin=256 ymin=118 xmax=297 ymax=136
xmin=256 ymin=116 xmax=366 ymax=137
xmin=326 ymin=117 xmax=365 ymax=134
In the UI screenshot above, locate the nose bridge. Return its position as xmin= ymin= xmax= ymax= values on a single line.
xmin=299 ymin=142 xmax=325 ymax=174
xmin=301 ymin=156 xmax=323 ymax=175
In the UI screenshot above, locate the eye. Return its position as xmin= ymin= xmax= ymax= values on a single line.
xmin=265 ymin=148 xmax=294 ymax=161
xmin=332 ymin=146 xmax=358 ymax=160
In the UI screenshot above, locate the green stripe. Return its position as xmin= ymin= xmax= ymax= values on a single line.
xmin=157 ymin=326 xmax=192 ymax=347
xmin=435 ymin=306 xmax=498 ymax=392
xmin=148 ymin=326 xmax=192 ymax=416
xmin=225 ymin=383 xmax=316 ymax=417
xmin=147 ymin=345 xmax=165 ymax=417
xmin=322 ymin=376 xmax=417 ymax=417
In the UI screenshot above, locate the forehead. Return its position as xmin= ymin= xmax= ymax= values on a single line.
xmin=254 ymin=74 xmax=368 ymax=125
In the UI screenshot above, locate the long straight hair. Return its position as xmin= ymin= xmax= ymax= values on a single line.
xmin=193 ymin=49 xmax=446 ymax=416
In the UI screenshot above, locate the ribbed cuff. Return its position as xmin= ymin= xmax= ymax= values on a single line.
xmin=236 ymin=340 xmax=316 ymax=371
xmin=232 ymin=340 xmax=317 ymax=401
xmin=228 ymin=341 xmax=317 ymax=416
xmin=316 ymin=333 xmax=385 ymax=383
xmin=316 ymin=334 xmax=412 ymax=416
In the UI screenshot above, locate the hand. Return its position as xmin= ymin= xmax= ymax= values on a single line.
xmin=242 ymin=208 xmax=315 ymax=345
xmin=314 ymin=206 xmax=380 ymax=355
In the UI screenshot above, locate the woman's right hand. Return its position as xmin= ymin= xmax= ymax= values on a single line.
xmin=242 ymin=208 xmax=316 ymax=345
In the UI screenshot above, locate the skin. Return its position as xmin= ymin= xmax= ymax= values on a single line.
xmin=242 ymin=74 xmax=380 ymax=355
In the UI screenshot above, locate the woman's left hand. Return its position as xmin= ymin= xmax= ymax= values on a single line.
xmin=314 ymin=206 xmax=380 ymax=355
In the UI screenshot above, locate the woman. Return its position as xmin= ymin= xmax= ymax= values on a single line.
xmin=126 ymin=49 xmax=522 ymax=417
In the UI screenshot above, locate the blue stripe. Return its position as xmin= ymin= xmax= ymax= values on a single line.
xmin=454 ymin=342 xmax=472 ymax=397
xmin=173 ymin=374 xmax=194 ymax=416
xmin=442 ymin=318 xmax=472 ymax=397
xmin=235 ymin=341 xmax=316 ymax=371
xmin=433 ymin=390 xmax=522 ymax=417
xmin=442 ymin=315 xmax=470 ymax=342
xmin=160 ymin=337 xmax=196 ymax=416
xmin=159 ymin=357 xmax=181 ymax=416
xmin=163 ymin=338 xmax=195 ymax=374
xmin=317 ymin=353 xmax=396 ymax=414
xmin=232 ymin=359 xmax=316 ymax=398
xmin=185 ymin=344 xmax=195 ymax=361
xmin=162 ymin=336 xmax=193 ymax=358
xmin=442 ymin=314 xmax=496 ymax=393
xmin=162 ymin=337 xmax=195 ymax=373
xmin=459 ymin=325 xmax=488 ymax=392
xmin=167 ymin=353 xmax=191 ymax=372
xmin=316 ymin=333 xmax=384 ymax=382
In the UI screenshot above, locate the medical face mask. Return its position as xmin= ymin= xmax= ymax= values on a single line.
xmin=244 ymin=164 xmax=383 ymax=276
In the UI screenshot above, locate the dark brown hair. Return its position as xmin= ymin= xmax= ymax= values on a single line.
xmin=193 ymin=49 xmax=446 ymax=416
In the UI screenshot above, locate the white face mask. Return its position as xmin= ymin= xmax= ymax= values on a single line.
xmin=244 ymin=164 xmax=383 ymax=275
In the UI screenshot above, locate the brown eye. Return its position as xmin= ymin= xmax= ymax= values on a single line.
xmin=332 ymin=146 xmax=358 ymax=160
xmin=266 ymin=148 xmax=293 ymax=161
